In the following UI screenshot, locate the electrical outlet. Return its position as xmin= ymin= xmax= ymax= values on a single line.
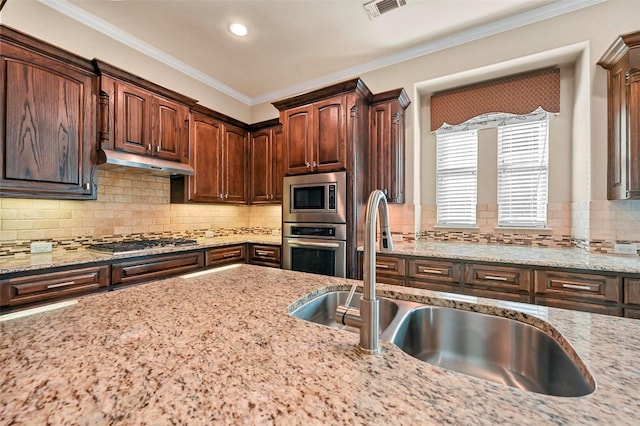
xmin=204 ymin=230 xmax=214 ymax=238
xmin=614 ymin=243 xmax=638 ymax=255
xmin=392 ymin=233 xmax=404 ymax=242
xmin=271 ymin=229 xmax=280 ymax=236
xmin=30 ymin=242 xmax=53 ymax=254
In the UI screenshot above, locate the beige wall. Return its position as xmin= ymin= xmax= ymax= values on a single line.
xmin=1 ymin=0 xmax=252 ymax=123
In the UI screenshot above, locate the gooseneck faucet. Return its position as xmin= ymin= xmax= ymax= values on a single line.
xmin=336 ymin=190 xmax=394 ymax=355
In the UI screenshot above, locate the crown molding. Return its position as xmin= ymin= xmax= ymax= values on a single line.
xmin=37 ymin=0 xmax=251 ymax=105
xmin=39 ymin=0 xmax=605 ymax=107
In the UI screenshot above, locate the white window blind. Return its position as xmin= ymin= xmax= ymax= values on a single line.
xmin=436 ymin=130 xmax=477 ymax=226
xmin=497 ymin=119 xmax=549 ymax=228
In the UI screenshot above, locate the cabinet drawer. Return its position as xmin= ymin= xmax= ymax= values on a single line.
xmin=374 ymin=255 xmax=405 ymax=278
xmin=406 ymin=279 xmax=460 ymax=294
xmin=206 ymin=244 xmax=247 ymax=267
xmin=112 ymin=251 xmax=204 ymax=286
xmin=1 ymin=265 xmax=110 ymax=307
xmin=407 ymin=258 xmax=461 ymax=284
xmin=464 ymin=263 xmax=532 ymax=292
xmin=534 ymin=296 xmax=622 ymax=316
xmin=624 ymin=278 xmax=640 ymax=306
xmin=249 ymin=244 xmax=281 ymax=268
xmin=534 ymin=270 xmax=621 ymax=303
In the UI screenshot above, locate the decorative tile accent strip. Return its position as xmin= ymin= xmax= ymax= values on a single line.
xmin=419 ymin=230 xmax=574 ymax=248
xmin=0 ymin=227 xmax=278 ymax=257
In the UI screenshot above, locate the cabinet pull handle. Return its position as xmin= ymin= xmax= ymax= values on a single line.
xmin=256 ymin=250 xmax=270 ymax=256
xmin=376 ymin=264 xmax=390 ymax=269
xmin=47 ymin=281 xmax=75 ymax=289
xmin=148 ymin=144 xmax=152 ymax=151
xmin=305 ymin=161 xmax=311 ymax=168
xmin=156 ymin=145 xmax=161 ymax=152
xmin=420 ymin=268 xmax=442 ymax=274
xmin=484 ymin=275 xmax=509 ymax=281
xmin=561 ymin=283 xmax=592 ymax=291
xmin=223 ymin=252 xmax=239 ymax=258
xmin=84 ymin=182 xmax=90 ymax=190
xmin=225 ymin=194 xmax=229 ymax=199
xmin=312 ymin=161 xmax=317 ymax=168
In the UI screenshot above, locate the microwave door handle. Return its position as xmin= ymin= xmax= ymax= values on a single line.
xmin=287 ymin=241 xmax=340 ymax=249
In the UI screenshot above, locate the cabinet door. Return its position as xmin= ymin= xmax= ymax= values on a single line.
xmin=1 ymin=48 xmax=95 ymax=199
xmin=249 ymin=244 xmax=281 ymax=268
xmin=628 ymin=74 xmax=640 ymax=198
xmin=250 ymin=129 xmax=272 ymax=203
xmin=114 ymin=81 xmax=153 ymax=156
xmin=223 ymin=124 xmax=248 ymax=203
xmin=283 ymin=105 xmax=314 ymax=175
xmin=313 ymin=96 xmax=347 ymax=172
xmin=272 ymin=126 xmax=285 ymax=202
xmin=154 ymin=96 xmax=188 ymax=162
xmin=189 ymin=113 xmax=223 ymax=201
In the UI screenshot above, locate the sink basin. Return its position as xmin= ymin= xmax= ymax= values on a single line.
xmin=291 ymin=291 xmax=399 ymax=334
xmin=390 ymin=306 xmax=595 ymax=397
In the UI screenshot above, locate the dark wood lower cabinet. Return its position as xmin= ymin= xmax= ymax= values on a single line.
xmin=1 ymin=264 xmax=110 ymax=308
xmin=206 ymin=245 xmax=247 ymax=268
xmin=360 ymin=251 xmax=636 ymax=318
xmin=112 ymin=251 xmax=205 ymax=287
xmin=248 ymin=244 xmax=281 ymax=268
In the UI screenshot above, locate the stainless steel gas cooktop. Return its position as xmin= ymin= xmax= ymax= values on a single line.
xmin=88 ymin=238 xmax=198 ymax=254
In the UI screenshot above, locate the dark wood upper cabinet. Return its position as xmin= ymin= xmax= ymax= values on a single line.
xmin=369 ymin=89 xmax=410 ymax=203
xmin=0 ymin=25 xmax=97 ymax=199
xmin=598 ymin=31 xmax=640 ymax=200
xmin=174 ymin=107 xmax=248 ymax=203
xmin=94 ymin=60 xmax=195 ymax=164
xmin=250 ymin=120 xmax=283 ymax=204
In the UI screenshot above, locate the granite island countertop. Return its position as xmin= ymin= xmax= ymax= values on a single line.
xmin=0 ymin=234 xmax=282 ymax=275
xmin=1 ymin=264 xmax=639 ymax=424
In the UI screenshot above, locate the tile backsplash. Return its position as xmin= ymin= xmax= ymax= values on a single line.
xmin=0 ymin=169 xmax=282 ymax=256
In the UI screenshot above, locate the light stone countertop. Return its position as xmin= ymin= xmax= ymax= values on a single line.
xmin=0 ymin=235 xmax=282 ymax=275
xmin=1 ymin=264 xmax=639 ymax=424
xmin=387 ymin=241 xmax=640 ymax=274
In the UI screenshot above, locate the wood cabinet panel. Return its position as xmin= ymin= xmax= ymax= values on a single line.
xmin=465 ymin=264 xmax=532 ymax=293
xmin=407 ymin=258 xmax=461 ymax=284
xmin=534 ymin=296 xmax=622 ymax=316
xmin=314 ymin=96 xmax=347 ymax=172
xmin=283 ymin=105 xmax=313 ymax=174
xmin=248 ymin=244 xmax=281 ymax=268
xmin=112 ymin=251 xmax=204 ymax=287
xmin=598 ymin=32 xmax=640 ymax=199
xmin=206 ymin=245 xmax=247 ymax=267
xmin=155 ymin=97 xmax=188 ymax=162
xmin=1 ymin=265 xmax=109 ymax=307
xmin=369 ymin=89 xmax=409 ymax=203
xmin=250 ymin=129 xmax=271 ymax=203
xmin=223 ymin=124 xmax=248 ymax=203
xmin=1 ymin=26 xmax=96 ymax=199
xmin=624 ymin=278 xmax=640 ymax=306
xmin=189 ymin=112 xmax=223 ymax=201
xmin=115 ymin=81 xmax=152 ymax=155
xmin=624 ymin=309 xmax=640 ymax=319
xmin=375 ymin=255 xmax=405 ymax=278
xmin=534 ymin=270 xmax=621 ymax=303
xmin=376 ymin=275 xmax=405 ymax=286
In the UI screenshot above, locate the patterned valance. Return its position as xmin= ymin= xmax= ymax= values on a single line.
xmin=430 ymin=67 xmax=560 ymax=131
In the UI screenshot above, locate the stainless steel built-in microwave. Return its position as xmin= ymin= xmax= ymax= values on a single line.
xmin=283 ymin=171 xmax=347 ymax=224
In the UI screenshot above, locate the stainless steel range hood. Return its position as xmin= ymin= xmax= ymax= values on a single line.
xmin=97 ymin=149 xmax=194 ymax=176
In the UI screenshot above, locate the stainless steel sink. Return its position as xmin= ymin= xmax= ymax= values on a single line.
xmin=389 ymin=306 xmax=595 ymax=397
xmin=291 ymin=290 xmax=595 ymax=397
xmin=290 ymin=291 xmax=399 ymax=334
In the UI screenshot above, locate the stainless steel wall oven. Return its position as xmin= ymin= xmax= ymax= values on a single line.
xmin=282 ymin=172 xmax=347 ymax=278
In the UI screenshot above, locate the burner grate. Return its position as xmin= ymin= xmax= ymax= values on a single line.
xmin=89 ymin=238 xmax=198 ymax=254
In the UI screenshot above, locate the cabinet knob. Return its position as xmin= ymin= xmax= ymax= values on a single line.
xmin=156 ymin=145 xmax=161 ymax=152
xmin=83 ymin=182 xmax=90 ymax=190
xmin=305 ymin=161 xmax=311 ymax=168
xmin=312 ymin=161 xmax=317 ymax=168
xmin=147 ymin=144 xmax=152 ymax=151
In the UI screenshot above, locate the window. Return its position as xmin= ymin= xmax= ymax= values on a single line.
xmin=497 ymin=119 xmax=549 ymax=228
xmin=436 ymin=130 xmax=478 ymax=227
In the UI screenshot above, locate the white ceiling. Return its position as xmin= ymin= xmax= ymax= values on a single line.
xmin=41 ymin=0 xmax=601 ymax=105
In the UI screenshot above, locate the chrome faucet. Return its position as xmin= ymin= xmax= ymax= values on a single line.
xmin=336 ymin=190 xmax=394 ymax=355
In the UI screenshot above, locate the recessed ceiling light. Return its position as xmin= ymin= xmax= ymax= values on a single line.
xmin=229 ymin=23 xmax=248 ymax=37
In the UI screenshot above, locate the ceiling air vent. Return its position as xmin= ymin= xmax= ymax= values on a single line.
xmin=363 ymin=0 xmax=407 ymax=19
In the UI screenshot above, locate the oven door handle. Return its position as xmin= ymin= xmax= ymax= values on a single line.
xmin=287 ymin=241 xmax=341 ymax=249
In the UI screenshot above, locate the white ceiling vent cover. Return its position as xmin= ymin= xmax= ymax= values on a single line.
xmin=364 ymin=0 xmax=407 ymax=19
